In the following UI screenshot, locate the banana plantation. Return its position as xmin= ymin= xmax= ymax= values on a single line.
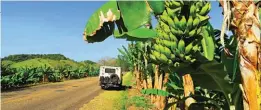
xmin=1 ymin=63 xmax=99 ymax=89
xmin=84 ymin=0 xmax=261 ymax=110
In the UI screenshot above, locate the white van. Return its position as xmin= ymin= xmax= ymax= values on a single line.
xmin=99 ymin=66 xmax=122 ymax=89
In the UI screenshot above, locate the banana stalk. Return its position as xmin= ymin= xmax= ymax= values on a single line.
xmin=219 ymin=1 xmax=261 ymax=110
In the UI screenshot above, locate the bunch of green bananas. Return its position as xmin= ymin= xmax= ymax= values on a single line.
xmin=149 ymin=1 xmax=212 ymax=67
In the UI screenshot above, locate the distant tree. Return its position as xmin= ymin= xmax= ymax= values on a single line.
xmin=116 ymin=55 xmax=130 ymax=72
xmin=97 ymin=57 xmax=117 ymax=66
xmin=82 ymin=60 xmax=96 ymax=65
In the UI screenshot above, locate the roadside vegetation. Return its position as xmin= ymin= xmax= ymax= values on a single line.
xmin=80 ymin=72 xmax=133 ymax=110
xmin=1 ymin=54 xmax=99 ymax=90
xmin=83 ymin=1 xmax=261 ymax=110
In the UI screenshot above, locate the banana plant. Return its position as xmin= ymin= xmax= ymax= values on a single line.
xmin=48 ymin=68 xmax=63 ymax=82
xmin=118 ymin=42 xmax=145 ymax=89
xmin=118 ymin=44 xmax=135 ymax=71
xmin=1 ymin=61 xmax=16 ymax=76
xmin=25 ymin=67 xmax=42 ymax=84
xmin=85 ymin=1 xmax=216 ymax=109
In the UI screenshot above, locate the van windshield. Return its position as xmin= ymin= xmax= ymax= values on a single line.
xmin=105 ymin=68 xmax=116 ymax=74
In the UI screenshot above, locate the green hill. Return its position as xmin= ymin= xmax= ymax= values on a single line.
xmin=1 ymin=54 xmax=70 ymax=62
xmin=10 ymin=58 xmax=83 ymax=68
xmin=1 ymin=60 xmax=15 ymax=66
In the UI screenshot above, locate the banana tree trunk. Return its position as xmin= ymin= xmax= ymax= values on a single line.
xmin=182 ymin=74 xmax=196 ymax=110
xmin=43 ymin=74 xmax=49 ymax=82
xmin=152 ymin=65 xmax=169 ymax=110
xmin=219 ymin=1 xmax=261 ymax=110
xmin=160 ymin=72 xmax=169 ymax=109
xmin=142 ymin=52 xmax=149 ymax=89
xmin=135 ymin=65 xmax=141 ymax=90
xmin=152 ymin=65 xmax=159 ymax=105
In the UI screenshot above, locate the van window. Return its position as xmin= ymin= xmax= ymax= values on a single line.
xmin=105 ymin=68 xmax=116 ymax=73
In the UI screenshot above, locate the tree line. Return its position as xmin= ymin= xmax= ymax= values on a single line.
xmin=1 ymin=54 xmax=70 ymax=62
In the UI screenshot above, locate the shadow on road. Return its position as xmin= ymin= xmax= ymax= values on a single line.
xmin=104 ymin=85 xmax=132 ymax=91
xmin=1 ymin=86 xmax=31 ymax=93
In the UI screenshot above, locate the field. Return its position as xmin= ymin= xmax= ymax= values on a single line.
xmin=1 ymin=54 xmax=100 ymax=90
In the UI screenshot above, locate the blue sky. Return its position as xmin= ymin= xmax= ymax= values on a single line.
xmin=1 ymin=1 xmax=223 ymax=62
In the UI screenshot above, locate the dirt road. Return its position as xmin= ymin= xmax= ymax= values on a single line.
xmin=1 ymin=77 xmax=103 ymax=110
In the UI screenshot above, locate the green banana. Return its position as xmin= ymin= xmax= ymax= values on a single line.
xmin=199 ymin=2 xmax=210 ymax=16
xmin=186 ymin=16 xmax=193 ymax=31
xmin=196 ymin=2 xmax=203 ymax=9
xmin=161 ymin=21 xmax=171 ymax=33
xmin=163 ymin=46 xmax=172 ymax=58
xmin=170 ymin=27 xmax=180 ymax=36
xmin=166 ymin=7 xmax=181 ymax=18
xmin=165 ymin=1 xmax=170 ymax=7
xmin=190 ymin=4 xmax=197 ymax=16
xmin=179 ymin=53 xmax=185 ymax=59
xmin=170 ymin=54 xmax=175 ymax=59
xmin=196 ymin=27 xmax=202 ymax=35
xmin=192 ymin=44 xmax=199 ymax=52
xmin=174 ymin=16 xmax=180 ymax=28
xmin=161 ymin=21 xmax=169 ymax=29
xmin=156 ymin=39 xmax=161 ymax=44
xmin=158 ymin=44 xmax=165 ymax=53
xmin=174 ymin=48 xmax=181 ymax=56
xmin=158 ymin=31 xmax=163 ymax=37
xmin=178 ymin=29 xmax=184 ymax=37
xmin=169 ymin=33 xmax=178 ymax=41
xmin=152 ymin=51 xmax=161 ymax=60
xmin=184 ymin=29 xmax=189 ymax=37
xmin=150 ymin=54 xmax=157 ymax=62
xmin=167 ymin=16 xmax=175 ymax=27
xmin=185 ymin=55 xmax=192 ymax=61
xmin=159 ymin=54 xmax=168 ymax=63
xmin=188 ymin=29 xmax=196 ymax=37
xmin=153 ymin=44 xmax=161 ymax=52
xmin=190 ymin=59 xmax=196 ymax=63
xmin=197 ymin=14 xmax=210 ymax=26
xmin=171 ymin=1 xmax=182 ymax=7
xmin=192 ymin=17 xmax=200 ymax=28
xmin=168 ymin=60 xmax=173 ymax=65
xmin=163 ymin=40 xmax=172 ymax=48
xmin=178 ymin=39 xmax=185 ymax=53
xmin=180 ymin=16 xmax=187 ymax=31
xmin=160 ymin=15 xmax=169 ymax=24
xmin=170 ymin=41 xmax=178 ymax=52
xmin=162 ymin=33 xmax=170 ymax=40
xmin=185 ymin=42 xmax=193 ymax=54
xmin=164 ymin=27 xmax=171 ymax=34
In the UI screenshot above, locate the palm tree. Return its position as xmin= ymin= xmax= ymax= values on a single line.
xmin=219 ymin=1 xmax=261 ymax=110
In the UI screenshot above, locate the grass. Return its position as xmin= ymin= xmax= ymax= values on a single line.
xmin=80 ymin=72 xmax=133 ymax=110
xmin=121 ymin=74 xmax=154 ymax=110
xmin=127 ymin=96 xmax=154 ymax=110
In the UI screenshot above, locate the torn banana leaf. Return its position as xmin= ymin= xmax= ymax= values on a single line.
xmin=83 ymin=1 xmax=120 ymax=43
xmin=83 ymin=1 xmax=156 ymax=43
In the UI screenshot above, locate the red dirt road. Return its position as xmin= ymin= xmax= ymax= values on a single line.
xmin=1 ymin=77 xmax=103 ymax=110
